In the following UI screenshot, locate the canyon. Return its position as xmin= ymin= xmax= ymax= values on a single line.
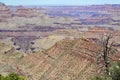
xmin=0 ymin=2 xmax=120 ymax=80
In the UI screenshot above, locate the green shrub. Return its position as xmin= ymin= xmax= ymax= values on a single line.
xmin=0 ymin=74 xmax=6 ymax=80
xmin=109 ymin=60 xmax=120 ymax=80
xmin=0 ymin=73 xmax=25 ymax=80
xmin=91 ymin=60 xmax=120 ymax=80
xmin=90 ymin=75 xmax=112 ymax=80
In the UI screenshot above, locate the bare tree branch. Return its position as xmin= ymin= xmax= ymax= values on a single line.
xmin=96 ymin=33 xmax=118 ymax=75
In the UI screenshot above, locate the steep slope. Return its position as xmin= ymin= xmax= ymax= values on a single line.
xmin=33 ymin=35 xmax=65 ymax=52
xmin=0 ymin=2 xmax=11 ymax=21
xmin=0 ymin=38 xmax=119 ymax=80
xmin=17 ymin=38 xmax=102 ymax=80
xmin=0 ymin=41 xmax=22 ymax=75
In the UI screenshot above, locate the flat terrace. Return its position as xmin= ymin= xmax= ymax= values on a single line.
xmin=0 ymin=30 xmax=51 ymax=37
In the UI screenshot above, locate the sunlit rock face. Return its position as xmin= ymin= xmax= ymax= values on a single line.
xmin=0 ymin=2 xmax=11 ymax=21
xmin=13 ymin=6 xmax=38 ymax=18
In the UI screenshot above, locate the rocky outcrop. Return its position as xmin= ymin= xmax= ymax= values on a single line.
xmin=13 ymin=6 xmax=38 ymax=18
xmin=0 ymin=38 xmax=119 ymax=80
xmin=0 ymin=2 xmax=11 ymax=21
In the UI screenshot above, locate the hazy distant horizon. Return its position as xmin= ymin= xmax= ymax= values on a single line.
xmin=1 ymin=0 xmax=120 ymax=6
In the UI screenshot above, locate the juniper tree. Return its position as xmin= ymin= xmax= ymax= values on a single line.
xmin=96 ymin=33 xmax=118 ymax=75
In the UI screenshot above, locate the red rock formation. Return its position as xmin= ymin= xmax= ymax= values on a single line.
xmin=13 ymin=6 xmax=38 ymax=18
xmin=85 ymin=27 xmax=109 ymax=36
xmin=0 ymin=3 xmax=11 ymax=21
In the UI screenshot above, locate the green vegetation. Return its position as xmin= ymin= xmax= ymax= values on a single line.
xmin=109 ymin=60 xmax=120 ymax=80
xmin=0 ymin=73 xmax=25 ymax=80
xmin=91 ymin=60 xmax=120 ymax=80
xmin=91 ymin=34 xmax=120 ymax=80
xmin=90 ymin=75 xmax=111 ymax=80
xmin=97 ymin=34 xmax=116 ymax=75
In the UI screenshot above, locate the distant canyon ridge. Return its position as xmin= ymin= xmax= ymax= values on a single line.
xmin=0 ymin=3 xmax=120 ymax=29
xmin=0 ymin=2 xmax=120 ymax=54
xmin=0 ymin=2 xmax=120 ymax=80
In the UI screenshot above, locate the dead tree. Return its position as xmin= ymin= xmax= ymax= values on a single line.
xmin=96 ymin=33 xmax=118 ymax=75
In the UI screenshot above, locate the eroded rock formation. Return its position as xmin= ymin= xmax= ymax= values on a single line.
xmin=13 ymin=6 xmax=38 ymax=18
xmin=0 ymin=2 xmax=11 ymax=21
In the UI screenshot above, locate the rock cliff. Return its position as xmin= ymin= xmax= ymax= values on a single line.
xmin=0 ymin=2 xmax=11 ymax=21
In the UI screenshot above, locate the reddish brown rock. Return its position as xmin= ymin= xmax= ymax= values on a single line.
xmin=13 ymin=6 xmax=38 ymax=18
xmin=0 ymin=2 xmax=11 ymax=21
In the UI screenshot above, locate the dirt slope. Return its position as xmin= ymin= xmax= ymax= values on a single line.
xmin=18 ymin=38 xmax=101 ymax=80
xmin=0 ymin=38 xmax=119 ymax=80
